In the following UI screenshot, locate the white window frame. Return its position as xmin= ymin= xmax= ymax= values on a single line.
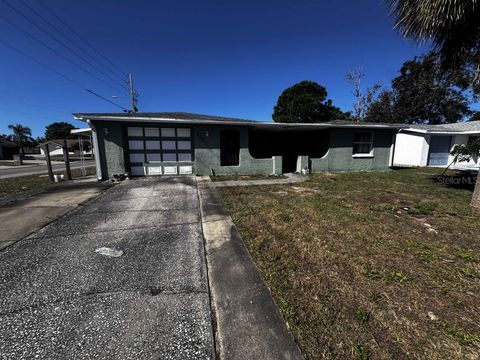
xmin=352 ymin=131 xmax=374 ymax=158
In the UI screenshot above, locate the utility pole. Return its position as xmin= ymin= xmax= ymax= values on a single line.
xmin=128 ymin=73 xmax=138 ymax=112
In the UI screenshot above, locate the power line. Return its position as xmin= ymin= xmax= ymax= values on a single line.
xmin=18 ymin=0 xmax=129 ymax=91
xmin=36 ymin=0 xmax=127 ymax=78
xmin=0 ymin=0 xmax=128 ymax=95
xmin=0 ymin=105 xmax=60 ymax=121
xmin=0 ymin=38 xmax=128 ymax=111
xmin=86 ymin=89 xmax=127 ymax=111
xmin=0 ymin=37 xmax=85 ymax=90
xmin=0 ymin=90 xmax=72 ymax=112
xmin=0 ymin=95 xmax=71 ymax=113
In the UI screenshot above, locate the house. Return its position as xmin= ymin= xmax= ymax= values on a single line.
xmin=39 ymin=138 xmax=92 ymax=157
xmin=0 ymin=136 xmax=19 ymax=160
xmin=73 ymin=112 xmax=408 ymax=180
xmin=392 ymin=121 xmax=480 ymax=170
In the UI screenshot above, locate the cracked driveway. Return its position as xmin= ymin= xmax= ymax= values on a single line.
xmin=0 ymin=176 xmax=214 ymax=359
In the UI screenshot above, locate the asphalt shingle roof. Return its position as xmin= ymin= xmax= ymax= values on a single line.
xmin=409 ymin=121 xmax=480 ymax=133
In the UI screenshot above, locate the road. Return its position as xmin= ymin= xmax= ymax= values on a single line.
xmin=0 ymin=160 xmax=96 ymax=179
xmin=0 ymin=176 xmax=215 ymax=359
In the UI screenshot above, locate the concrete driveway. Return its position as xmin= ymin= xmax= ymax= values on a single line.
xmin=0 ymin=177 xmax=214 ymax=359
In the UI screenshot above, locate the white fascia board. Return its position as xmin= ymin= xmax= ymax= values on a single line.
xmin=75 ymin=115 xmax=406 ymax=130
xmin=402 ymin=128 xmax=480 ymax=135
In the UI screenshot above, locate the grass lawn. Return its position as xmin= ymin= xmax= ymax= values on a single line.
xmin=210 ymin=174 xmax=287 ymax=182
xmin=217 ymin=168 xmax=480 ymax=359
xmin=0 ymin=167 xmax=96 ymax=198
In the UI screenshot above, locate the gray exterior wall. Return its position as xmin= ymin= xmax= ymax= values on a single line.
xmin=311 ymin=128 xmax=395 ymax=172
xmin=92 ymin=120 xmax=126 ymax=178
xmin=92 ymin=120 xmax=397 ymax=179
xmin=194 ymin=125 xmax=272 ymax=176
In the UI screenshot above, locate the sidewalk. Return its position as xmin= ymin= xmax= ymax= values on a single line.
xmin=212 ymin=173 xmax=307 ymax=188
xmin=0 ymin=177 xmax=111 ymax=251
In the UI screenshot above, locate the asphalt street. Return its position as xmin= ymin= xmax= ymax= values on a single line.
xmin=0 ymin=176 xmax=215 ymax=359
xmin=0 ymin=160 xmax=96 ymax=179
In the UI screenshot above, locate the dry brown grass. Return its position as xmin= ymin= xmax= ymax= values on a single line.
xmin=217 ymin=168 xmax=480 ymax=359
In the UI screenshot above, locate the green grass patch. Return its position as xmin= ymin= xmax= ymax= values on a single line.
xmin=442 ymin=323 xmax=480 ymax=346
xmin=408 ymin=200 xmax=439 ymax=215
xmin=217 ymin=168 xmax=480 ymax=359
xmin=455 ymin=250 xmax=475 ymax=261
xmin=0 ymin=167 xmax=96 ymax=198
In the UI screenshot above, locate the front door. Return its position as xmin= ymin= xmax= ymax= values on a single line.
xmin=428 ymin=136 xmax=452 ymax=166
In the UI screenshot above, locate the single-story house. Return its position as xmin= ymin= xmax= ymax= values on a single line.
xmin=39 ymin=138 xmax=92 ymax=157
xmin=392 ymin=121 xmax=480 ymax=170
xmin=73 ymin=112 xmax=408 ymax=180
xmin=0 ymin=136 xmax=19 ymax=160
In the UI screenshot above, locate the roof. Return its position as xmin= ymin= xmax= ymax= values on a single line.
xmin=0 ymin=136 xmax=18 ymax=147
xmin=406 ymin=121 xmax=480 ymax=134
xmin=71 ymin=128 xmax=92 ymax=135
xmin=38 ymin=138 xmax=79 ymax=148
xmin=73 ymin=112 xmax=407 ymax=130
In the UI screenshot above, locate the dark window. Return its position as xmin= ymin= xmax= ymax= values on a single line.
xmin=220 ymin=130 xmax=240 ymax=166
xmin=352 ymin=131 xmax=373 ymax=155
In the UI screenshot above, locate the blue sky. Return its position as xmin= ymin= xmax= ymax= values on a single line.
xmin=0 ymin=0 xmax=452 ymax=137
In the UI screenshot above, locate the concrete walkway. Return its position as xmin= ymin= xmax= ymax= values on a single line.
xmin=197 ymin=176 xmax=303 ymax=359
xmin=0 ymin=177 xmax=111 ymax=251
xmin=212 ymin=173 xmax=306 ymax=188
xmin=0 ymin=177 xmax=214 ymax=359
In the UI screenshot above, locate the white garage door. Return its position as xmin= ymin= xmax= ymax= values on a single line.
xmin=127 ymin=126 xmax=193 ymax=176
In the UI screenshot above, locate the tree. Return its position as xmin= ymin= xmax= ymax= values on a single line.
xmin=364 ymin=91 xmax=396 ymax=123
xmin=386 ymin=0 xmax=480 ymax=206
xmin=386 ymin=0 xmax=480 ymax=92
xmin=272 ymin=81 xmax=347 ymax=123
xmin=345 ymin=67 xmax=382 ymax=122
xmin=45 ymin=122 xmax=75 ymax=140
xmin=469 ymin=112 xmax=480 ymax=122
xmin=7 ymin=123 xmax=32 ymax=155
xmin=365 ymin=53 xmax=472 ymax=124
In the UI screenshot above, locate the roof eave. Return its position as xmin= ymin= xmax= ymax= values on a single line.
xmin=73 ymin=114 xmax=407 ymax=129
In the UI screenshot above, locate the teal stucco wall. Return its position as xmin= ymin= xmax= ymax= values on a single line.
xmin=194 ymin=125 xmax=273 ymax=176
xmin=92 ymin=120 xmax=126 ymax=179
xmin=311 ymin=128 xmax=395 ymax=172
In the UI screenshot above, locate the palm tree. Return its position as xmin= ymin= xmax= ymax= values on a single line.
xmin=387 ymin=0 xmax=480 ymax=208
xmin=7 ymin=123 xmax=32 ymax=156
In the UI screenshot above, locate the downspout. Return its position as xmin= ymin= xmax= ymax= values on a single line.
xmin=87 ymin=119 xmax=103 ymax=181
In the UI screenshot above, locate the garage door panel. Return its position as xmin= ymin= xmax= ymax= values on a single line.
xmin=145 ymin=140 xmax=160 ymax=150
xmin=146 ymin=153 xmax=161 ymax=162
xmin=127 ymin=127 xmax=143 ymax=137
xmin=161 ymin=128 xmax=175 ymax=137
xmin=177 ymin=128 xmax=191 ymax=137
xmin=144 ymin=127 xmax=159 ymax=137
xmin=177 ymin=141 xmax=191 ymax=150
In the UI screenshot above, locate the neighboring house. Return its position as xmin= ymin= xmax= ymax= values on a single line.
xmin=39 ymin=138 xmax=91 ymax=157
xmin=39 ymin=139 xmax=76 ymax=157
xmin=0 ymin=136 xmax=20 ymax=159
xmin=393 ymin=121 xmax=480 ymax=170
xmin=74 ymin=112 xmax=407 ymax=180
